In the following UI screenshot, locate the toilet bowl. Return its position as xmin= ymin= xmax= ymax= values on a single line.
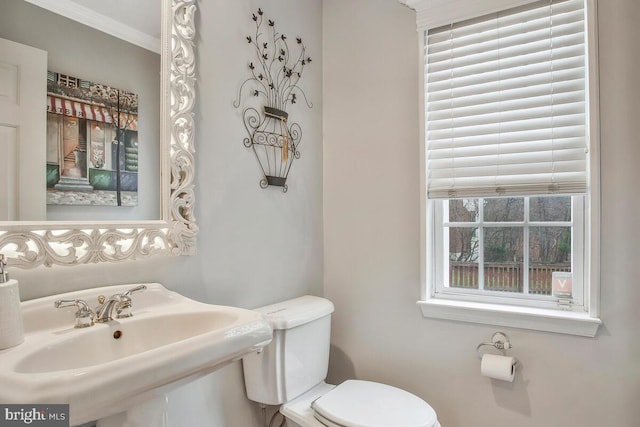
xmin=242 ymin=296 xmax=441 ymax=427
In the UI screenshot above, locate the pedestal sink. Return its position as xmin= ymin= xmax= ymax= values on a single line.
xmin=0 ymin=283 xmax=273 ymax=426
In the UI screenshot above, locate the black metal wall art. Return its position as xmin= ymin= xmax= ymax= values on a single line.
xmin=234 ymin=8 xmax=313 ymax=192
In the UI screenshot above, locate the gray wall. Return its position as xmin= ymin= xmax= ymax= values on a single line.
xmin=0 ymin=0 xmax=160 ymax=221
xmin=323 ymin=0 xmax=640 ymax=426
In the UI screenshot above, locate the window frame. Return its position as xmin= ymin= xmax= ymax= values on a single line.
xmin=414 ymin=0 xmax=601 ymax=337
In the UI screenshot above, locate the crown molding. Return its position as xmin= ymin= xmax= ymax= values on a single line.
xmin=24 ymin=0 xmax=160 ymax=54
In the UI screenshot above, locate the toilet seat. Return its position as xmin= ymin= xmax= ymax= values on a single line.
xmin=310 ymin=380 xmax=438 ymax=427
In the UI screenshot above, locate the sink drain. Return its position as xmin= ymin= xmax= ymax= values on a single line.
xmin=113 ymin=330 xmax=123 ymax=339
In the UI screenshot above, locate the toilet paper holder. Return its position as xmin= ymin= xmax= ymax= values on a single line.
xmin=476 ymin=332 xmax=518 ymax=365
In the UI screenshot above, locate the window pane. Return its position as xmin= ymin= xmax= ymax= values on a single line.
xmin=529 ymin=227 xmax=572 ymax=295
xmin=449 ymin=227 xmax=479 ymax=289
xmin=484 ymin=198 xmax=524 ymax=222
xmin=449 ymin=227 xmax=479 ymax=262
xmin=449 ymin=199 xmax=479 ymax=222
xmin=484 ymin=227 xmax=523 ymax=293
xmin=529 ymin=196 xmax=571 ymax=222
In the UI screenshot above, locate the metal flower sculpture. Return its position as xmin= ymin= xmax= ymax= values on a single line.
xmin=234 ymin=8 xmax=313 ymax=192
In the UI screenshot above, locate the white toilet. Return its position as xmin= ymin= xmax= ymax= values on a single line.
xmin=242 ymin=295 xmax=441 ymax=427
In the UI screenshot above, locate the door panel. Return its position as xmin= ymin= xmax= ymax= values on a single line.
xmin=0 ymin=37 xmax=47 ymax=221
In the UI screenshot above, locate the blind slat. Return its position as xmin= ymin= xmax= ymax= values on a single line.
xmin=429 ymin=102 xmax=585 ymax=131
xmin=427 ymin=79 xmax=585 ymax=112
xmin=428 ymin=125 xmax=586 ymax=149
xmin=428 ymin=137 xmax=586 ymax=158
xmin=428 ymin=69 xmax=584 ymax=103
xmin=428 ymin=113 xmax=585 ymax=141
xmin=427 ymin=36 xmax=584 ymax=74
xmin=427 ymin=55 xmax=585 ymax=93
xmin=427 ymin=0 xmax=584 ymax=44
xmin=429 ymin=148 xmax=588 ymax=170
xmin=428 ymin=90 xmax=584 ymax=121
xmin=427 ymin=45 xmax=585 ymax=82
xmin=428 ymin=20 xmax=585 ymax=64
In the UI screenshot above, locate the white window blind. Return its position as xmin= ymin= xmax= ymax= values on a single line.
xmin=425 ymin=0 xmax=587 ymax=199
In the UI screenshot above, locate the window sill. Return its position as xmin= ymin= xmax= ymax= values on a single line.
xmin=417 ymin=298 xmax=601 ymax=337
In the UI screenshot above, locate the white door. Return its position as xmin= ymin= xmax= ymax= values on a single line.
xmin=0 ymin=37 xmax=47 ymax=221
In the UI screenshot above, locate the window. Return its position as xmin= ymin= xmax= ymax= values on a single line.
xmin=434 ymin=195 xmax=584 ymax=309
xmin=57 ymin=73 xmax=79 ymax=89
xmin=414 ymin=0 xmax=601 ymax=336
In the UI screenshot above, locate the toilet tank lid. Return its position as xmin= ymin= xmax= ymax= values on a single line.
xmin=255 ymin=296 xmax=334 ymax=330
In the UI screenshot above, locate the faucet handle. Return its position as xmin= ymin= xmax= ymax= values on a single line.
xmin=121 ymin=284 xmax=147 ymax=297
xmin=54 ymin=299 xmax=94 ymax=328
xmin=115 ymin=284 xmax=147 ymax=319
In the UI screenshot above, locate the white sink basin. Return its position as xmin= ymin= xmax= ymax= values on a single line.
xmin=0 ymin=283 xmax=272 ymax=425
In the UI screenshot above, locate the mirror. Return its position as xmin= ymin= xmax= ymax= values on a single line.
xmin=1 ymin=0 xmax=160 ymax=222
xmin=0 ymin=0 xmax=198 ymax=268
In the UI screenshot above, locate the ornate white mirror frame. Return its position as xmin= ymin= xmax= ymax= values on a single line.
xmin=0 ymin=0 xmax=198 ymax=268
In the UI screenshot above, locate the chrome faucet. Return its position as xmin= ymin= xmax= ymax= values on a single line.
xmin=95 ymin=285 xmax=147 ymax=323
xmin=94 ymin=294 xmax=127 ymax=323
xmin=55 ymin=284 xmax=147 ymax=327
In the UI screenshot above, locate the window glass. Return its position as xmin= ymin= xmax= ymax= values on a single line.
xmin=484 ymin=198 xmax=524 ymax=222
xmin=449 ymin=227 xmax=479 ymax=289
xmin=483 ymin=226 xmax=524 ymax=293
xmin=529 ymin=226 xmax=572 ymax=295
xmin=529 ymin=196 xmax=572 ymax=222
xmin=449 ymin=199 xmax=479 ymax=222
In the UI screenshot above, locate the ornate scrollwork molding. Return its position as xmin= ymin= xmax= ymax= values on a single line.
xmin=167 ymin=0 xmax=198 ymax=256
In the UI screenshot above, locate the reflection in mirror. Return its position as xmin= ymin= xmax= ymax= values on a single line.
xmin=0 ymin=0 xmax=198 ymax=268
xmin=0 ymin=0 xmax=160 ymax=222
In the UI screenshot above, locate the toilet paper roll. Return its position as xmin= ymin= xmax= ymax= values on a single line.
xmin=481 ymin=353 xmax=516 ymax=382
xmin=0 ymin=279 xmax=25 ymax=350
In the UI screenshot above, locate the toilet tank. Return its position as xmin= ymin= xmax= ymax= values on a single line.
xmin=242 ymin=296 xmax=335 ymax=405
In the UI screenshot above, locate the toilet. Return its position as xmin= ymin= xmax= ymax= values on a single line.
xmin=242 ymin=296 xmax=441 ymax=427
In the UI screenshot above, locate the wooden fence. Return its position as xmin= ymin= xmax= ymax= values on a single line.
xmin=450 ymin=262 xmax=571 ymax=294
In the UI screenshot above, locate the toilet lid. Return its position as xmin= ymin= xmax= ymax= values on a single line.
xmin=311 ymin=380 xmax=437 ymax=427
